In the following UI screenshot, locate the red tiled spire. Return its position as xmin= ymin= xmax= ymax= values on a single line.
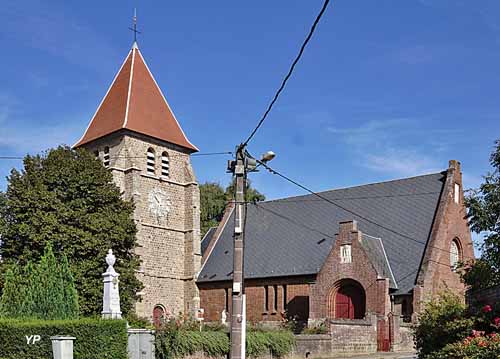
xmin=74 ymin=42 xmax=198 ymax=152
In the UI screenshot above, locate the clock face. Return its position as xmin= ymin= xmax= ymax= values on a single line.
xmin=148 ymin=189 xmax=171 ymax=218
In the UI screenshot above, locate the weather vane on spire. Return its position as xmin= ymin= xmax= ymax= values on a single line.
xmin=129 ymin=8 xmax=141 ymax=43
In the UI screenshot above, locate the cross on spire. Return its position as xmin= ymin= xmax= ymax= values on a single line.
xmin=129 ymin=8 xmax=141 ymax=43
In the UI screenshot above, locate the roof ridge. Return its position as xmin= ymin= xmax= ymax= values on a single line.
xmin=261 ymin=171 xmax=446 ymax=204
xmin=73 ymin=48 xmax=133 ymax=148
xmin=123 ymin=46 xmax=136 ymax=128
xmin=134 ymin=49 xmax=199 ymax=152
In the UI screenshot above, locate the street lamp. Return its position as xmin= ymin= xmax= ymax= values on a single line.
xmin=260 ymin=151 xmax=276 ymax=163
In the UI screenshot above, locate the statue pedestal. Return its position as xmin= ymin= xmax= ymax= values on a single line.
xmin=102 ymin=249 xmax=122 ymax=319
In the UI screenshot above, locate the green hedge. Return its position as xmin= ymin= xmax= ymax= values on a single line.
xmin=155 ymin=326 xmax=295 ymax=358
xmin=0 ymin=318 xmax=127 ymax=359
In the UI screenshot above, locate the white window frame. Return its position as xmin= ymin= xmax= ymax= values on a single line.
xmin=454 ymin=183 xmax=460 ymax=204
xmin=450 ymin=239 xmax=460 ymax=271
xmin=340 ymin=244 xmax=352 ymax=264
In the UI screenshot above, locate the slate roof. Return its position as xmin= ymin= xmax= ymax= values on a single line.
xmin=201 ymin=227 xmax=217 ymax=255
xmin=360 ymin=233 xmax=397 ymax=289
xmin=198 ymin=172 xmax=446 ymax=295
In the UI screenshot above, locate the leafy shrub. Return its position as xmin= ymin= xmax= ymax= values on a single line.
xmin=301 ymin=321 xmax=328 ymax=334
xmin=414 ymin=291 xmax=474 ymax=358
xmin=0 ymin=318 xmax=127 ymax=359
xmin=155 ymin=319 xmax=229 ymax=359
xmin=0 ymin=243 xmax=79 ymax=320
xmin=155 ymin=318 xmax=295 ymax=358
xmin=126 ymin=312 xmax=153 ymax=329
xmin=427 ymin=333 xmax=500 ymax=359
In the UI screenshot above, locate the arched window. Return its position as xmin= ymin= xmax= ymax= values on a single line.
xmin=329 ymin=279 xmax=366 ymax=320
xmin=153 ymin=305 xmax=166 ymax=328
xmin=161 ymin=152 xmax=169 ymax=177
xmin=103 ymin=147 xmax=110 ymax=168
xmin=93 ymin=150 xmax=99 ymax=159
xmin=147 ymin=148 xmax=156 ymax=175
xmin=450 ymin=239 xmax=462 ymax=271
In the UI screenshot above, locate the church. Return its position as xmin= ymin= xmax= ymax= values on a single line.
xmin=198 ymin=160 xmax=473 ymax=350
xmin=74 ymin=41 xmax=201 ymax=321
xmin=74 ymin=40 xmax=473 ymax=349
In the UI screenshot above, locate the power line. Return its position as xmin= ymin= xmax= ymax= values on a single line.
xmin=253 ymin=200 xmax=446 ymax=271
xmin=0 ymin=151 xmax=232 ymax=161
xmin=242 ymin=0 xmax=331 ymax=146
xmin=258 ymin=161 xmax=475 ymax=261
xmin=262 ymin=190 xmax=442 ymax=203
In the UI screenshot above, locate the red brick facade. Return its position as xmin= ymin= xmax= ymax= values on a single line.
xmin=309 ymin=221 xmax=390 ymax=320
xmin=199 ymin=276 xmax=312 ymax=323
xmin=413 ymin=160 xmax=474 ymax=314
xmin=198 ymin=160 xmax=474 ymax=352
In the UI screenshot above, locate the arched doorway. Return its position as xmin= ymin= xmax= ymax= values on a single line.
xmin=153 ymin=305 xmax=166 ymax=327
xmin=329 ymin=279 xmax=366 ymax=319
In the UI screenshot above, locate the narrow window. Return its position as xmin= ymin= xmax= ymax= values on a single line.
xmin=454 ymin=183 xmax=460 ymax=204
xmin=147 ymin=148 xmax=156 ymax=175
xmin=273 ymin=285 xmax=278 ymax=312
xmin=103 ymin=147 xmax=110 ymax=168
xmin=93 ymin=150 xmax=99 ymax=159
xmin=264 ymin=286 xmax=269 ymax=312
xmin=450 ymin=239 xmax=461 ymax=271
xmin=161 ymin=152 xmax=170 ymax=177
xmin=340 ymin=244 xmax=352 ymax=263
xmin=224 ymin=288 xmax=229 ymax=311
xmin=283 ymin=285 xmax=287 ymax=311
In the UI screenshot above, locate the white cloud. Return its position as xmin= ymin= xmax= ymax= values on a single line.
xmin=328 ymin=118 xmax=455 ymax=177
xmin=364 ymin=150 xmax=440 ymax=177
xmin=0 ymin=93 xmax=85 ymax=154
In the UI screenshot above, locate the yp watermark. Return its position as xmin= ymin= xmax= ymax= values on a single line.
xmin=26 ymin=334 xmax=41 ymax=344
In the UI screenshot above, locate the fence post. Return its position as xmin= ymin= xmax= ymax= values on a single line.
xmin=51 ymin=336 xmax=75 ymax=359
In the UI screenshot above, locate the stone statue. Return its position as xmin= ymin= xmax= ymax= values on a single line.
xmin=102 ymin=249 xmax=122 ymax=319
xmin=221 ymin=309 xmax=227 ymax=325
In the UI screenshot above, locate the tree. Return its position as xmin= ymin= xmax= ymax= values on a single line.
xmin=0 ymin=146 xmax=142 ymax=315
xmin=225 ymin=178 xmax=266 ymax=204
xmin=199 ymin=182 xmax=226 ymax=237
xmin=0 ymin=243 xmax=79 ymax=319
xmin=199 ymin=180 xmax=266 ymax=238
xmin=413 ymin=291 xmax=474 ymax=359
xmin=463 ymin=139 xmax=500 ymax=290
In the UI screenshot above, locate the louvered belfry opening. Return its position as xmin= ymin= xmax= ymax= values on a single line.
xmin=161 ymin=152 xmax=169 ymax=177
xmin=103 ymin=147 xmax=110 ymax=168
xmin=147 ymin=148 xmax=156 ymax=174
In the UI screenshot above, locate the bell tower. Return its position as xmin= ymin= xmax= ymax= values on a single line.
xmin=74 ymin=41 xmax=201 ymax=319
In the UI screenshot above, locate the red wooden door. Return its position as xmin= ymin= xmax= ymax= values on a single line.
xmin=336 ymin=289 xmax=353 ymax=319
xmin=335 ymin=284 xmax=364 ymax=319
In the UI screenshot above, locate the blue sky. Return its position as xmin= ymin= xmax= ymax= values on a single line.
xmin=1 ymin=1 xmax=499 ymax=251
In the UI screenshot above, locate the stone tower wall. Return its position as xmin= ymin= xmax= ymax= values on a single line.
xmin=83 ymin=131 xmax=201 ymax=319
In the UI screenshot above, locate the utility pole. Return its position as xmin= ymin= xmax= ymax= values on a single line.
xmin=229 ymin=145 xmax=247 ymax=359
xmin=227 ymin=147 xmax=275 ymax=359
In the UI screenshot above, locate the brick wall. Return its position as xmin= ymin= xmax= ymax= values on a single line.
xmin=329 ymin=314 xmax=378 ymax=353
xmin=414 ymin=160 xmax=474 ymax=314
xmin=310 ymin=221 xmax=390 ymax=320
xmin=467 ymin=285 xmax=500 ymax=308
xmin=198 ymin=276 xmax=313 ymax=323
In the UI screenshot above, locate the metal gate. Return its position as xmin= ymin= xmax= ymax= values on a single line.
xmin=128 ymin=329 xmax=155 ymax=359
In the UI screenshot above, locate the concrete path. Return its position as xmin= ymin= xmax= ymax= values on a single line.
xmin=321 ymin=352 xmax=416 ymax=359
